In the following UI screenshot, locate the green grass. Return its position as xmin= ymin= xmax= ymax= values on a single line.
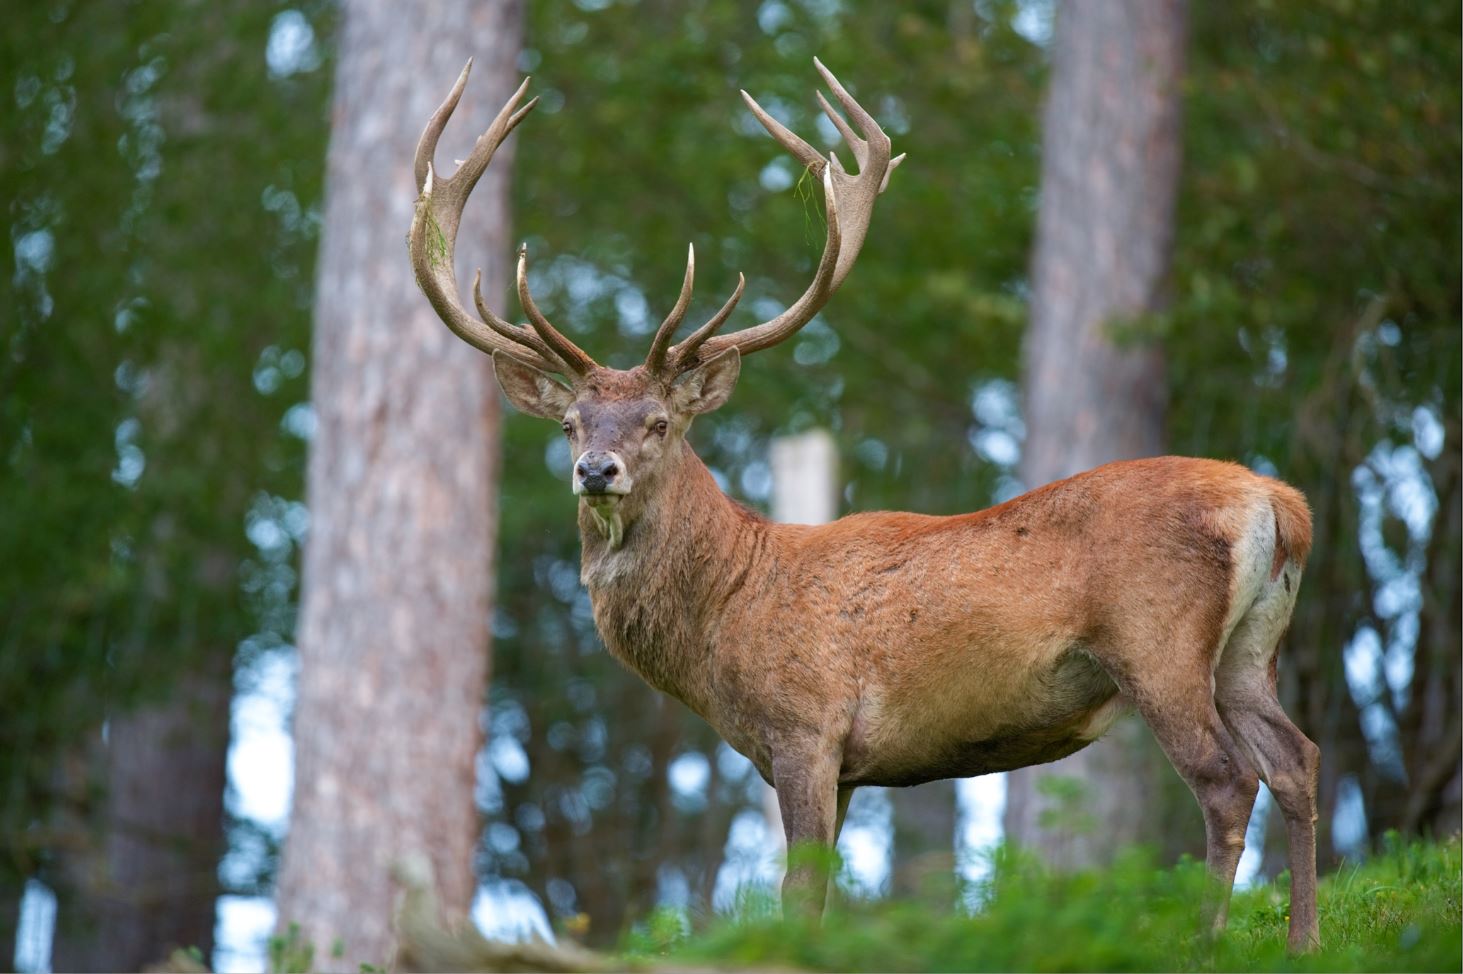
xmin=625 ymin=834 xmax=1462 ymax=972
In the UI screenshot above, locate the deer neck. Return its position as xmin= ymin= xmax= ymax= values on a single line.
xmin=577 ymin=444 xmax=764 ymax=710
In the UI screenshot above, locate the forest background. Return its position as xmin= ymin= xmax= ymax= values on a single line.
xmin=1 ymin=0 xmax=1457 ymax=971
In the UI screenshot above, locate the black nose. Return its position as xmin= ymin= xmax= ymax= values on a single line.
xmin=576 ymin=452 xmax=620 ymax=493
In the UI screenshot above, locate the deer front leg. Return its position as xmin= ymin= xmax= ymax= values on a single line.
xmin=772 ymin=749 xmax=841 ymax=918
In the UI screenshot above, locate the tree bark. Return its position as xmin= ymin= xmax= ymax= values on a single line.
xmin=274 ymin=2 xmax=517 ymax=968
xmin=1003 ymin=0 xmax=1189 ymax=869
xmin=51 ymin=655 xmax=232 ymax=972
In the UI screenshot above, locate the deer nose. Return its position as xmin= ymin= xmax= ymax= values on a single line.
xmin=575 ymin=452 xmax=620 ymax=494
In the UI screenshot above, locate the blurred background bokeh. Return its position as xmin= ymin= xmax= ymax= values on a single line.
xmin=1 ymin=0 xmax=1457 ymax=971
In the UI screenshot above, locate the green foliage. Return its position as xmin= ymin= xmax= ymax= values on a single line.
xmin=267 ymin=922 xmax=314 ymax=974
xmin=0 ymin=0 xmax=332 ymax=910
xmin=1173 ymin=0 xmax=1459 ymax=482
xmin=625 ymin=905 xmax=695 ymax=958
xmin=1034 ymin=774 xmax=1098 ymax=836
xmin=650 ymin=836 xmax=1462 ymax=972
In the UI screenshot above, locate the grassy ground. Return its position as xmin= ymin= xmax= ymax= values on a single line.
xmin=625 ymin=835 xmax=1462 ymax=972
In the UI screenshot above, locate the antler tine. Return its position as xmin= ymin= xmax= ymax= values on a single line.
xmin=410 ymin=63 xmax=600 ymax=377
xmin=473 ymin=268 xmax=561 ymax=365
xmin=740 ymin=90 xmax=825 ymax=175
xmin=413 ymin=59 xmax=472 ymax=192
xmin=815 ymin=90 xmax=862 ymax=160
xmin=517 ymin=246 xmax=598 ymax=377
xmin=680 ymin=60 xmax=896 ymax=369
xmin=452 ymin=76 xmax=537 ymax=199
xmin=644 ymin=244 xmax=698 ymax=376
xmin=813 ymin=57 xmax=879 ymax=140
xmin=668 ymin=272 xmax=746 ymax=372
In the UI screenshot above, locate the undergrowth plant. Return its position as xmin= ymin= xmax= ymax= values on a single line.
xmin=626 ymin=834 xmax=1461 ymax=973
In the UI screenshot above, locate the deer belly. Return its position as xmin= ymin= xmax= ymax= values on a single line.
xmin=840 ymin=644 xmax=1128 ymax=787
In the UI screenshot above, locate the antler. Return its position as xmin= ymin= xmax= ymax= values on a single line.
xmin=409 ymin=61 xmax=597 ymax=377
xmin=652 ymin=58 xmax=904 ymax=378
xmin=411 ymin=59 xmax=898 ymax=384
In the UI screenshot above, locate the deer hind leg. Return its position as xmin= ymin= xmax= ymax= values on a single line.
xmin=1140 ymin=691 xmax=1258 ymax=932
xmin=1096 ymin=629 xmax=1259 ymax=934
xmin=1214 ymin=572 xmax=1320 ymax=952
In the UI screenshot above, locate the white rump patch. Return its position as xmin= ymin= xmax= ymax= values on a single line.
xmin=1215 ymin=501 xmax=1276 ymax=669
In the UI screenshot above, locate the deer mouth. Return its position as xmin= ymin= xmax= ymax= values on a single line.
xmin=581 ymin=490 xmax=626 ymax=508
xmin=574 ymin=473 xmax=632 ymax=501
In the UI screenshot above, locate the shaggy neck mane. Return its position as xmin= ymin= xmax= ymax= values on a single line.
xmin=577 ymin=443 xmax=769 ymax=712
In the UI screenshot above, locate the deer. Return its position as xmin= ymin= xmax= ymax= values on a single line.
xmin=407 ymin=59 xmax=1322 ymax=952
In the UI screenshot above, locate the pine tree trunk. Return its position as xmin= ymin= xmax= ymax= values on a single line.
xmin=888 ymin=781 xmax=956 ymax=899
xmin=274 ymin=2 xmax=517 ymax=968
xmin=1003 ymin=0 xmax=1190 ymax=869
xmin=51 ymin=655 xmax=232 ymax=972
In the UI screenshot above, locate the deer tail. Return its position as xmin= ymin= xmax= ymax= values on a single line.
xmin=1266 ymin=478 xmax=1313 ymax=579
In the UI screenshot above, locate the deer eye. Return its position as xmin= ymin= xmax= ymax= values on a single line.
xmin=561 ymin=421 xmax=573 ymax=438
xmin=653 ymin=419 xmax=669 ymax=436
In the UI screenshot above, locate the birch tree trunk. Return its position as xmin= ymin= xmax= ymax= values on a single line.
xmin=1003 ymin=0 xmax=1189 ymax=868
xmin=274 ymin=2 xmax=518 ymax=968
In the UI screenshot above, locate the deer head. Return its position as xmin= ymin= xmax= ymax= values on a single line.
xmin=408 ymin=59 xmax=902 ymax=547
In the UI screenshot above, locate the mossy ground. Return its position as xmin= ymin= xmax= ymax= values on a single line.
xmin=624 ymin=835 xmax=1462 ymax=972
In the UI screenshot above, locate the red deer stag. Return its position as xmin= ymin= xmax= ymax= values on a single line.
xmin=408 ymin=60 xmax=1320 ymax=951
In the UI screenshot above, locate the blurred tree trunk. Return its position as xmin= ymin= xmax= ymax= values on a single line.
xmin=1267 ymin=313 xmax=1372 ymax=875
xmin=0 ymin=887 xmax=15 ymax=974
xmin=274 ymin=2 xmax=517 ymax=969
xmin=1379 ymin=415 xmax=1461 ymax=840
xmin=888 ymin=782 xmax=956 ymax=898
xmin=1003 ymin=0 xmax=1191 ymax=868
xmin=52 ymin=358 xmax=243 ymax=969
xmin=621 ymin=699 xmax=681 ymax=937
xmin=1402 ymin=426 xmax=1462 ymax=837
xmin=51 ymin=654 xmax=231 ymax=972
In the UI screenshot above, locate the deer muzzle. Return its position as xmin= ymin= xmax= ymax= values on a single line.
xmin=573 ymin=450 xmax=631 ymax=499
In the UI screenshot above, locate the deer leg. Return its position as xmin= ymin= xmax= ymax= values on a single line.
xmin=772 ymin=750 xmax=841 ymax=918
xmin=1111 ymin=666 xmax=1259 ymax=934
xmin=1216 ymin=677 xmax=1321 ymax=952
xmin=1214 ymin=574 xmax=1320 ymax=953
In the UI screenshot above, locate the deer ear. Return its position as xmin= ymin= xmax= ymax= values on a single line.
xmin=492 ymin=352 xmax=577 ymax=419
xmin=671 ymin=347 xmax=740 ymax=416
